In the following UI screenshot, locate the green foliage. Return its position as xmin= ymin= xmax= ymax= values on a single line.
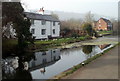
xmin=82 ymin=23 xmax=93 ymax=36
xmin=71 ymin=33 xmax=79 ymax=38
xmin=3 ymin=35 xmax=90 ymax=53
xmin=82 ymin=23 xmax=98 ymax=37
xmin=2 ymin=2 xmax=24 ymax=26
xmin=34 ymin=36 xmax=90 ymax=51
xmin=2 ymin=2 xmax=34 ymax=54
xmin=98 ymin=30 xmax=112 ymax=35
xmin=93 ymin=29 xmax=99 ymax=37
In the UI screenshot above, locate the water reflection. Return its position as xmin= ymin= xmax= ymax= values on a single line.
xmin=28 ymin=49 xmax=61 ymax=73
xmin=82 ymin=44 xmax=111 ymax=59
xmin=2 ymin=49 xmax=61 ymax=79
xmin=82 ymin=45 xmax=95 ymax=54
xmin=98 ymin=44 xmax=111 ymax=50
xmin=2 ymin=44 xmax=112 ymax=79
xmin=82 ymin=45 xmax=95 ymax=59
xmin=2 ymin=52 xmax=35 ymax=80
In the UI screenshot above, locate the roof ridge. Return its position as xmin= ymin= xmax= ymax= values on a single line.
xmin=24 ymin=12 xmax=60 ymax=22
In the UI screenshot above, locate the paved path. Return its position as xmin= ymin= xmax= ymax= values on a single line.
xmin=63 ymin=45 xmax=119 ymax=79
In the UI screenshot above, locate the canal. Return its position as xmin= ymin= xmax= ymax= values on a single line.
xmin=2 ymin=44 xmax=114 ymax=79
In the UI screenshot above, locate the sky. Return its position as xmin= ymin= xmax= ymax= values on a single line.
xmin=21 ymin=0 xmax=119 ymax=18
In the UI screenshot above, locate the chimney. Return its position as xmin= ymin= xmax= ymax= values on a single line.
xmin=39 ymin=7 xmax=44 ymax=15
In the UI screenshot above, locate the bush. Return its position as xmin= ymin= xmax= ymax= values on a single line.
xmin=71 ymin=33 xmax=79 ymax=38
xmin=2 ymin=39 xmax=18 ymax=57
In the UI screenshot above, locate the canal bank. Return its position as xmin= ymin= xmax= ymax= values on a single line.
xmin=2 ymin=36 xmax=118 ymax=79
xmin=53 ymin=43 xmax=119 ymax=79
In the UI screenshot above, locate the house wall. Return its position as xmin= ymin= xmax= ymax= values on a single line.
xmin=30 ymin=20 xmax=60 ymax=39
xmin=96 ymin=19 xmax=108 ymax=31
xmin=52 ymin=22 xmax=60 ymax=38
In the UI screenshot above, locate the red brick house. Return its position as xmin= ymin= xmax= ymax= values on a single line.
xmin=94 ymin=18 xmax=113 ymax=31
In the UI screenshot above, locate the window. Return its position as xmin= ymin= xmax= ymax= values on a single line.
xmin=53 ymin=29 xmax=55 ymax=34
xmin=99 ymin=20 xmax=101 ymax=23
xmin=58 ymin=22 xmax=60 ymax=25
xmin=41 ymin=29 xmax=46 ymax=35
xmin=31 ymin=19 xmax=34 ymax=25
xmin=31 ymin=29 xmax=35 ymax=34
xmin=53 ymin=21 xmax=55 ymax=26
xmin=41 ymin=20 xmax=46 ymax=25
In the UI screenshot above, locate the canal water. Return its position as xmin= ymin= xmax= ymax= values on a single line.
xmin=2 ymin=44 xmax=114 ymax=79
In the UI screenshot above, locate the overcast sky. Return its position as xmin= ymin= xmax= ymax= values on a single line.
xmin=21 ymin=0 xmax=119 ymax=18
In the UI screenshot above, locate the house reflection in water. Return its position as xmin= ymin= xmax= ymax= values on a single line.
xmin=28 ymin=49 xmax=61 ymax=73
xmin=98 ymin=44 xmax=111 ymax=50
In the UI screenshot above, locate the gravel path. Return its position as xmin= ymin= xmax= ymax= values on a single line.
xmin=63 ymin=45 xmax=119 ymax=79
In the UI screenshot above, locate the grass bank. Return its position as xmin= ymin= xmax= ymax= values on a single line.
xmin=98 ymin=30 xmax=112 ymax=36
xmin=2 ymin=36 xmax=91 ymax=54
xmin=34 ymin=36 xmax=91 ymax=51
xmin=52 ymin=42 xmax=120 ymax=79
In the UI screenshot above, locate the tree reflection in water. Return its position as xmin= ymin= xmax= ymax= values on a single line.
xmin=2 ymin=52 xmax=35 ymax=80
xmin=82 ymin=45 xmax=95 ymax=59
xmin=2 ymin=49 xmax=61 ymax=80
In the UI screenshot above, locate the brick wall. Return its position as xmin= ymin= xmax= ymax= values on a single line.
xmin=96 ymin=18 xmax=108 ymax=31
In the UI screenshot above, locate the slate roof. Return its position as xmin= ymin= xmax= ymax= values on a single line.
xmin=101 ymin=18 xmax=111 ymax=24
xmin=24 ymin=12 xmax=60 ymax=22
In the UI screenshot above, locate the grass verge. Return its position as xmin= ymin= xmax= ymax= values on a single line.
xmin=34 ymin=36 xmax=91 ymax=51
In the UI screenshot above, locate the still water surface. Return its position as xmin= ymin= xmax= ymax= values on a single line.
xmin=2 ymin=44 xmax=113 ymax=79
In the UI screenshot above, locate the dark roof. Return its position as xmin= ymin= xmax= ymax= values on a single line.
xmin=100 ymin=18 xmax=111 ymax=24
xmin=24 ymin=12 xmax=60 ymax=22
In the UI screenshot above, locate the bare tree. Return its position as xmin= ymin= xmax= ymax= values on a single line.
xmin=84 ymin=11 xmax=94 ymax=24
xmin=61 ymin=18 xmax=83 ymax=30
xmin=51 ymin=12 xmax=59 ymax=20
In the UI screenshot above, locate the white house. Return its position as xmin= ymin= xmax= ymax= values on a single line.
xmin=25 ymin=12 xmax=60 ymax=40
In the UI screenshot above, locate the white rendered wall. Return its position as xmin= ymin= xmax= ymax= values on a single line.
xmin=52 ymin=22 xmax=60 ymax=38
xmin=30 ymin=20 xmax=60 ymax=39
